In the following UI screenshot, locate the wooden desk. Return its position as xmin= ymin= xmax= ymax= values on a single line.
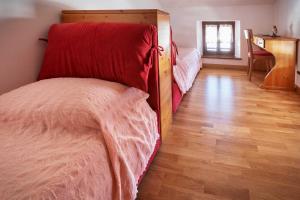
xmin=253 ymin=35 xmax=298 ymax=90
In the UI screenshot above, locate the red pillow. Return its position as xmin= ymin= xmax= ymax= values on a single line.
xmin=38 ymin=23 xmax=157 ymax=92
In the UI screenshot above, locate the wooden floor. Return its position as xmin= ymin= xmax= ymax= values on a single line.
xmin=137 ymin=68 xmax=300 ymax=200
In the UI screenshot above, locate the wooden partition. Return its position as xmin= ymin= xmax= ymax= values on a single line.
xmin=61 ymin=9 xmax=172 ymax=140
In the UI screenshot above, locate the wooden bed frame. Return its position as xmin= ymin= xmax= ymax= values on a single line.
xmin=61 ymin=9 xmax=172 ymax=140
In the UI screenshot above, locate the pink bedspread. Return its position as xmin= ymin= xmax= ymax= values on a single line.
xmin=0 ymin=78 xmax=159 ymax=200
xmin=173 ymin=48 xmax=202 ymax=94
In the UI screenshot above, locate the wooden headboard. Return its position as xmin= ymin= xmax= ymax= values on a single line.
xmin=61 ymin=9 xmax=172 ymax=140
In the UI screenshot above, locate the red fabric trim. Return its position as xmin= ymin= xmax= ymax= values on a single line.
xmin=137 ymin=138 xmax=161 ymax=185
xmin=172 ymin=80 xmax=183 ymax=113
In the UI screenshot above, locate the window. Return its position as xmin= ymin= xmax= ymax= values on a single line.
xmin=202 ymin=21 xmax=235 ymax=57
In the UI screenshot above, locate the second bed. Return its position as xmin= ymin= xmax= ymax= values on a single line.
xmin=172 ymin=47 xmax=202 ymax=113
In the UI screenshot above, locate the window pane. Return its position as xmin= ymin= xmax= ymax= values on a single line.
xmin=219 ymin=24 xmax=233 ymax=52
xmin=205 ymin=25 xmax=218 ymax=52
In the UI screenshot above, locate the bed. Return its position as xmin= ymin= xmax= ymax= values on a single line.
xmin=0 ymin=10 xmax=172 ymax=200
xmin=172 ymin=46 xmax=202 ymax=113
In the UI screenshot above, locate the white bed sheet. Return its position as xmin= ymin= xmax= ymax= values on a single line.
xmin=173 ymin=48 xmax=202 ymax=94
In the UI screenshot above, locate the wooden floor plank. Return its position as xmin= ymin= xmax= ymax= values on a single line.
xmin=137 ymin=69 xmax=300 ymax=200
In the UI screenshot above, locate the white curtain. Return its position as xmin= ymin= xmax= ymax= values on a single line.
xmin=205 ymin=24 xmax=218 ymax=51
xmin=219 ymin=24 xmax=233 ymax=51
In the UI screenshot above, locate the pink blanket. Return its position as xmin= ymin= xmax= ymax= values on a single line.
xmin=0 ymin=78 xmax=159 ymax=200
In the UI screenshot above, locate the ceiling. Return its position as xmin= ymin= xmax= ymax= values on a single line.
xmin=159 ymin=0 xmax=276 ymax=7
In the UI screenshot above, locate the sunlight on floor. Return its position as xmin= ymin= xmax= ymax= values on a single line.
xmin=205 ymin=75 xmax=234 ymax=118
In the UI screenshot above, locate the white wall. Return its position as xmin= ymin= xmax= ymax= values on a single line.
xmin=0 ymin=0 xmax=162 ymax=94
xmin=274 ymin=0 xmax=300 ymax=87
xmin=164 ymin=3 xmax=274 ymax=66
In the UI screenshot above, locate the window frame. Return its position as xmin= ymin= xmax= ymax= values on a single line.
xmin=202 ymin=21 xmax=236 ymax=57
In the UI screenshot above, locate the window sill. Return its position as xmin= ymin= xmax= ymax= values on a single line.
xmin=202 ymin=55 xmax=242 ymax=60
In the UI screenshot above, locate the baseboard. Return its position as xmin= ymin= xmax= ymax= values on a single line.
xmin=202 ymin=63 xmax=247 ymax=71
xmin=261 ymin=85 xmax=296 ymax=91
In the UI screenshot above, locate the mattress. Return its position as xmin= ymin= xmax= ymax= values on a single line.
xmin=0 ymin=78 xmax=159 ymax=200
xmin=173 ymin=48 xmax=202 ymax=94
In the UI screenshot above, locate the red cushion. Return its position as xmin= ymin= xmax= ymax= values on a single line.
xmin=253 ymin=50 xmax=273 ymax=56
xmin=38 ymin=23 xmax=157 ymax=92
